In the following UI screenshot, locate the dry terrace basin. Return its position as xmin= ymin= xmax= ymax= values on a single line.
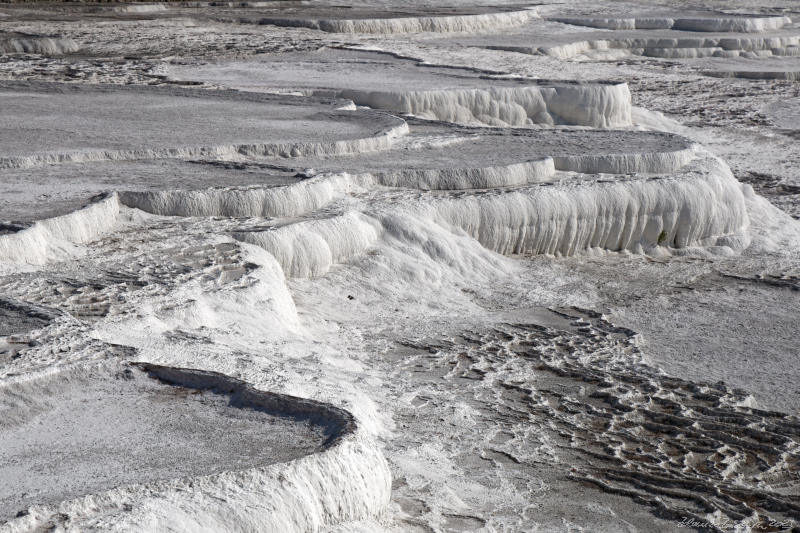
xmin=0 ymin=362 xmax=354 ymax=521
xmin=0 ymin=81 xmax=407 ymax=169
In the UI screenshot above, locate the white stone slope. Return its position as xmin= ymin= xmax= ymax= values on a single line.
xmin=705 ymin=69 xmax=800 ymax=80
xmin=0 ymin=195 xmax=123 ymax=267
xmin=0 ymin=34 xmax=79 ymax=55
xmin=328 ymin=83 xmax=632 ymax=128
xmin=117 ymin=129 xmax=697 ymax=216
xmin=166 ymin=50 xmax=633 ymax=128
xmin=550 ymin=15 xmax=792 ymax=33
xmin=255 ymin=9 xmax=538 ymax=35
xmin=1 ymin=143 xmax=749 ymax=273
xmin=536 ymin=34 xmax=800 ymax=60
xmin=234 ymin=154 xmax=751 ymax=279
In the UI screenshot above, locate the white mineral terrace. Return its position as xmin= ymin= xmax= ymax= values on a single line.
xmin=166 ymin=48 xmax=633 ymax=128
xmin=548 ymin=14 xmax=792 ymax=33
xmin=0 ymin=362 xmax=381 ymax=530
xmin=209 ymin=5 xmax=539 ymax=34
xmin=431 ymin=12 xmax=800 ymax=62
xmin=460 ymin=27 xmax=800 ymax=60
xmin=0 ymin=82 xmax=407 ymax=169
xmin=700 ymin=56 xmax=800 ymax=79
xmin=1 ymin=1 xmax=799 ymax=532
xmin=0 ymin=31 xmax=78 ymax=54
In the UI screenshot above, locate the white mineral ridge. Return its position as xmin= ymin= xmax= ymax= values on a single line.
xmin=420 ymin=156 xmax=749 ymax=257
xmin=259 ymin=9 xmax=537 ymax=35
xmin=235 ymin=213 xmax=382 ymax=279
xmin=118 ymin=129 xmax=696 ymax=219
xmin=706 ymin=70 xmax=800 ymax=80
xmin=551 ymin=144 xmax=694 ymax=174
xmin=331 ymin=83 xmax=632 ymax=128
xmin=167 ymin=51 xmax=632 ymax=128
xmin=550 ymin=15 xmax=792 ymax=33
xmin=373 ymin=157 xmax=556 ymax=189
xmin=119 ymin=172 xmax=372 ymax=218
xmin=231 ymin=153 xmax=750 ymax=279
xmin=742 ymin=184 xmax=800 ymax=253
xmin=109 ymin=4 xmax=168 ymax=13
xmin=537 ymin=32 xmax=800 ymax=60
xmin=0 ymin=195 xmax=122 ymax=267
xmin=0 ymin=34 xmax=79 ymax=55
xmin=0 ymin=121 xmax=409 ymax=170
xmin=0 ymin=143 xmax=748 ymax=283
xmin=95 ymin=243 xmax=303 ymax=344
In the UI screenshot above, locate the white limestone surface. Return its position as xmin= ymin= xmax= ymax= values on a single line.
xmin=166 ymin=49 xmax=632 ymax=127
xmin=0 ymin=82 xmax=407 ymax=169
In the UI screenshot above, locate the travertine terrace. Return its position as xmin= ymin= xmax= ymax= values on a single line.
xmin=1 ymin=1 xmax=799 ymax=532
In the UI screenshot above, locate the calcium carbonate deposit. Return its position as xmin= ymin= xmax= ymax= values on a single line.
xmin=1 ymin=1 xmax=799 ymax=532
xmin=165 ymin=49 xmax=633 ymax=127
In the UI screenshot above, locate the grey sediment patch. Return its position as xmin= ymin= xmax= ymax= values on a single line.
xmin=0 ymin=361 xmax=355 ymax=522
xmin=0 ymin=81 xmax=408 ymax=169
xmin=763 ymin=97 xmax=800 ymax=132
xmin=705 ymin=69 xmax=800 ymax=80
xmin=0 ymin=299 xmax=59 ymax=361
xmin=397 ymin=311 xmax=800 ymax=530
xmin=0 ymin=299 xmax=57 ymax=336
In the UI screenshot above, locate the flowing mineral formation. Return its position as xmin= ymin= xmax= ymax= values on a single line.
xmin=1 ymin=1 xmax=799 ymax=532
xmin=166 ymin=48 xmax=633 ymax=128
